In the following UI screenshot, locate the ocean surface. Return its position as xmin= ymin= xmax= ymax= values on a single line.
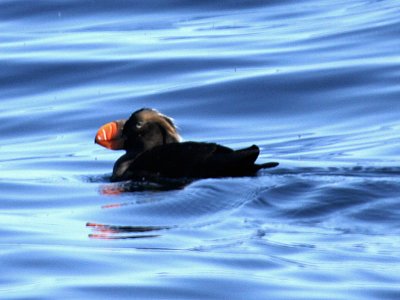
xmin=2 ymin=0 xmax=400 ymax=299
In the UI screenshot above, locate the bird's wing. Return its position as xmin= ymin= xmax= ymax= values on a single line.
xmin=128 ymin=142 xmax=231 ymax=178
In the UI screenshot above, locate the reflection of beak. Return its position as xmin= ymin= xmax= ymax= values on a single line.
xmin=86 ymin=222 xmax=170 ymax=240
xmin=95 ymin=120 xmax=126 ymax=150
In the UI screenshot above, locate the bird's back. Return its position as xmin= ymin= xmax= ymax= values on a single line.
xmin=116 ymin=142 xmax=270 ymax=180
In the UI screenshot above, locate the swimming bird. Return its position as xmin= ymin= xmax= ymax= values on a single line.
xmin=95 ymin=108 xmax=278 ymax=182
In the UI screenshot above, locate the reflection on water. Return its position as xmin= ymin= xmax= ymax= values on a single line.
xmin=2 ymin=0 xmax=400 ymax=299
xmin=99 ymin=178 xmax=191 ymax=194
xmin=87 ymin=222 xmax=171 ymax=240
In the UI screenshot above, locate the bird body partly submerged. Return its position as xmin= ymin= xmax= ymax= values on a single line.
xmin=110 ymin=141 xmax=278 ymax=182
xmin=95 ymin=108 xmax=278 ymax=182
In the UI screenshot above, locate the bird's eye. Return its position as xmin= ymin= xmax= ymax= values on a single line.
xmin=136 ymin=121 xmax=144 ymax=129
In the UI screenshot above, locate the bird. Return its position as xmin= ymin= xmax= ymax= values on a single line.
xmin=95 ymin=108 xmax=278 ymax=182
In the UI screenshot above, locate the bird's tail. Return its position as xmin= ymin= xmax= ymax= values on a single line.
xmin=256 ymin=162 xmax=279 ymax=170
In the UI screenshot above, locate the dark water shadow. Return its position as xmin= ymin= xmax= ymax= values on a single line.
xmin=99 ymin=178 xmax=192 ymax=195
xmin=83 ymin=174 xmax=193 ymax=194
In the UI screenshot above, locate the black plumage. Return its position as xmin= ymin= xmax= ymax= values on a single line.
xmin=95 ymin=108 xmax=279 ymax=182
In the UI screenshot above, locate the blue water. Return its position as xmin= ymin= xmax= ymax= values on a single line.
xmin=2 ymin=0 xmax=400 ymax=299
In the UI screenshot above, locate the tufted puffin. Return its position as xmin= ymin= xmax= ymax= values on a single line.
xmin=95 ymin=108 xmax=278 ymax=182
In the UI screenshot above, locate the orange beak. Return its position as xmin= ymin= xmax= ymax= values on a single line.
xmin=95 ymin=120 xmax=126 ymax=150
